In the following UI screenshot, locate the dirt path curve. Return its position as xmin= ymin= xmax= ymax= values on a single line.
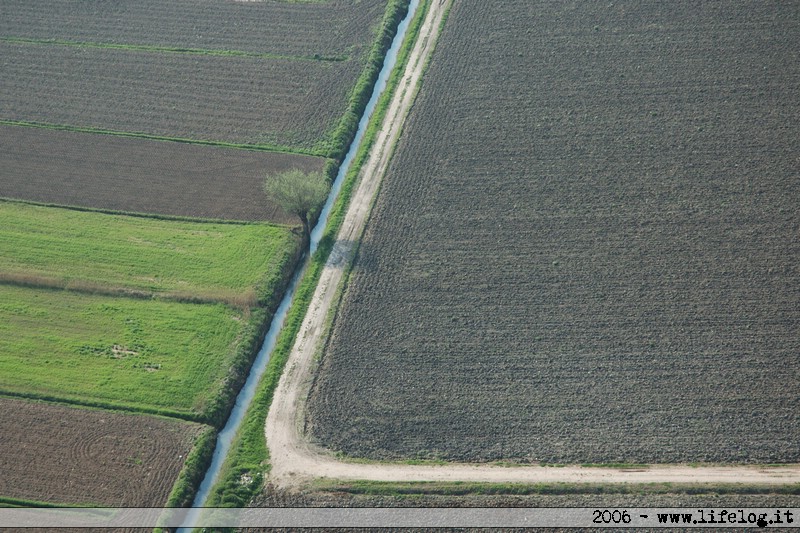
xmin=265 ymin=0 xmax=800 ymax=490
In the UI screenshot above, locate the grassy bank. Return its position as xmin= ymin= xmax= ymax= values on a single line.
xmin=165 ymin=425 xmax=219 ymax=507
xmin=319 ymin=0 xmax=411 ymax=160
xmin=203 ymin=0 xmax=434 ymax=508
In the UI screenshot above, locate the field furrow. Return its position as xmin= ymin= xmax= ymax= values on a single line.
xmin=0 ymin=398 xmax=209 ymax=506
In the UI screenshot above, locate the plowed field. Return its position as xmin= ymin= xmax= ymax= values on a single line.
xmin=0 ymin=0 xmax=392 ymax=152
xmin=0 ymin=0 xmax=384 ymax=58
xmin=0 ymin=398 xmax=208 ymax=506
xmin=0 ymin=126 xmax=324 ymax=222
xmin=307 ymin=0 xmax=800 ymax=464
xmin=0 ymin=40 xmax=362 ymax=150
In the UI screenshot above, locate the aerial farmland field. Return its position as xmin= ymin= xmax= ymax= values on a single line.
xmin=1 ymin=0 xmax=414 ymax=509
xmin=0 ymin=0 xmax=397 ymax=154
xmin=0 ymin=397 xmax=211 ymax=507
xmin=306 ymin=0 xmax=800 ymax=464
xmin=0 ymin=284 xmax=257 ymax=420
xmin=0 ymin=201 xmax=302 ymax=506
xmin=0 ymin=201 xmax=300 ymax=301
xmin=0 ymin=40 xmax=364 ymax=150
xmin=0 ymin=0 xmax=384 ymax=59
xmin=1 ymin=0 xmax=409 ymax=219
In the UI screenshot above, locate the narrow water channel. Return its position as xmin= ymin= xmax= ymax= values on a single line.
xmin=178 ymin=0 xmax=420 ymax=526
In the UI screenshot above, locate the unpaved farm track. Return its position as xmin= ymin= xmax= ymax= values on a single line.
xmin=264 ymin=0 xmax=800 ymax=490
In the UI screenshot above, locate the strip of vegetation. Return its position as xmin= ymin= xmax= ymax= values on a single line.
xmin=0 ymin=200 xmax=300 ymax=307
xmin=0 ymin=36 xmax=347 ymax=62
xmin=0 ymin=120 xmax=324 ymax=158
xmin=0 ymin=197 xmax=290 ymax=226
xmin=312 ymin=479 xmax=800 ymax=497
xmin=318 ymin=0 xmax=411 ymax=160
xmin=0 ymin=497 xmax=71 ymax=508
xmin=0 ymin=272 xmax=260 ymax=309
xmin=203 ymin=0 xmax=434 ymax=508
xmin=164 ymin=426 xmax=218 ymax=507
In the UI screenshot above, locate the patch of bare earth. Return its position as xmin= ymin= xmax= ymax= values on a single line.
xmin=0 ymin=397 xmax=208 ymax=506
xmin=0 ymin=126 xmax=325 ymax=222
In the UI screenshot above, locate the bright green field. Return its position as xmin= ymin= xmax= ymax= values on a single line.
xmin=0 ymin=201 xmax=300 ymax=303
xmin=0 ymin=284 xmax=249 ymax=419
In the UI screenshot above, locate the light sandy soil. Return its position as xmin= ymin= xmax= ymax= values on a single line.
xmin=264 ymin=0 xmax=800 ymax=491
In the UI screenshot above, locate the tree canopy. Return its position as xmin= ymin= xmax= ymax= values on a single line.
xmin=263 ymin=169 xmax=329 ymax=239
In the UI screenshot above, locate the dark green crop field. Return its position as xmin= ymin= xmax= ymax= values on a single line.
xmin=0 ymin=40 xmax=363 ymax=151
xmin=0 ymin=0 xmax=408 ymax=217
xmin=307 ymin=0 xmax=800 ymax=464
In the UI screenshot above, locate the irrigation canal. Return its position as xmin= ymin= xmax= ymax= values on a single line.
xmin=178 ymin=0 xmax=421 ymax=528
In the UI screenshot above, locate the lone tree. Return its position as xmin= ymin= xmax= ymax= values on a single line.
xmin=263 ymin=169 xmax=329 ymax=240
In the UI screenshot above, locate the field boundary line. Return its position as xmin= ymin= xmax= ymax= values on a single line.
xmin=0 ymin=120 xmax=325 ymax=157
xmin=0 ymin=36 xmax=348 ymax=62
xmin=263 ymin=0 xmax=800 ymax=490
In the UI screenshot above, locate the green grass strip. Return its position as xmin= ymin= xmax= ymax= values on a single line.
xmin=0 ymin=497 xmax=79 ymax=508
xmin=0 ymin=197 xmax=290 ymax=226
xmin=0 ymin=36 xmax=347 ymax=62
xmin=0 ymin=120 xmax=325 ymax=158
xmin=314 ymin=0 xmax=412 ymax=159
xmin=202 ymin=0 xmax=434 ymax=508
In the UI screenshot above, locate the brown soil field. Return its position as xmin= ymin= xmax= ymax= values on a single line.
xmin=0 ymin=397 xmax=209 ymax=506
xmin=0 ymin=0 xmax=396 ymax=152
xmin=306 ymin=0 xmax=800 ymax=464
xmin=0 ymin=125 xmax=324 ymax=222
xmin=0 ymin=41 xmax=363 ymax=151
xmin=0 ymin=0 xmax=385 ymax=58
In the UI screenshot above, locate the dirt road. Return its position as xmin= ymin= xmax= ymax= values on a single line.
xmin=264 ymin=0 xmax=800 ymax=490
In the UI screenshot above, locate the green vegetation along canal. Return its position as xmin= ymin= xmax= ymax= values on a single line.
xmin=179 ymin=0 xmax=421 ymax=526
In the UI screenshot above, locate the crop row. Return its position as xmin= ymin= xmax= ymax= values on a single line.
xmin=0 ymin=41 xmax=363 ymax=151
xmin=306 ymin=0 xmax=800 ymax=464
xmin=0 ymin=0 xmax=386 ymax=58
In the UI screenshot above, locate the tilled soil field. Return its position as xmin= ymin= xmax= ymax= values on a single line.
xmin=0 ymin=0 xmax=396 ymax=153
xmin=0 ymin=397 xmax=208 ymax=506
xmin=306 ymin=0 xmax=800 ymax=463
xmin=0 ymin=41 xmax=363 ymax=150
xmin=0 ymin=0 xmax=385 ymax=59
xmin=0 ymin=126 xmax=324 ymax=222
